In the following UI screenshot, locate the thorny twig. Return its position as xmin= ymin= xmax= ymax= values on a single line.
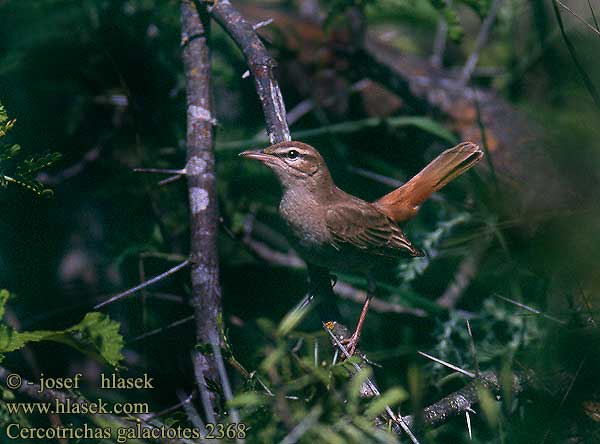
xmin=94 ymin=259 xmax=190 ymax=309
xmin=403 ymin=370 xmax=529 ymax=429
xmin=324 ymin=324 xmax=421 ymax=444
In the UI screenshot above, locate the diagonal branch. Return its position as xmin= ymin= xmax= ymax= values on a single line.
xmin=94 ymin=259 xmax=190 ymax=309
xmin=402 ymin=370 xmax=529 ymax=429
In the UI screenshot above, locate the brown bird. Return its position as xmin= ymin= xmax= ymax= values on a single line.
xmin=240 ymin=141 xmax=483 ymax=355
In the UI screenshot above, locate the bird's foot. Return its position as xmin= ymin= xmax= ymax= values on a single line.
xmin=340 ymin=333 xmax=360 ymax=358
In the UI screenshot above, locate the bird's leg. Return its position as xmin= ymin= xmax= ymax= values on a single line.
xmin=342 ymin=277 xmax=376 ymax=356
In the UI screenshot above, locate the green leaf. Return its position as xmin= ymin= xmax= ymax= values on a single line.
xmin=386 ymin=116 xmax=457 ymax=144
xmin=0 ymin=311 xmax=124 ymax=367
xmin=477 ymin=384 xmax=500 ymax=427
xmin=0 ymin=102 xmax=60 ymax=196
xmin=0 ymin=144 xmax=21 ymax=162
xmin=16 ymin=152 xmax=62 ymax=177
xmin=63 ymin=312 xmax=125 ymax=367
xmin=227 ymin=391 xmax=267 ymax=408
xmin=217 ymin=116 xmax=457 ymax=152
xmin=0 ymin=290 xmax=10 ymax=319
xmin=365 ymin=386 xmax=408 ymax=417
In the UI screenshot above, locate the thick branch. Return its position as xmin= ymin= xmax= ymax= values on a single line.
xmin=210 ymin=0 xmax=291 ymax=143
xmin=181 ymin=0 xmax=221 ymax=384
xmin=402 ymin=370 xmax=529 ymax=429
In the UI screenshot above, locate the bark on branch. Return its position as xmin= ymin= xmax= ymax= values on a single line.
xmin=181 ymin=0 xmax=221 ymax=385
xmin=402 ymin=370 xmax=530 ymax=430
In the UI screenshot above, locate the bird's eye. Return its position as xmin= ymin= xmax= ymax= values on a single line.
xmin=286 ymin=150 xmax=299 ymax=160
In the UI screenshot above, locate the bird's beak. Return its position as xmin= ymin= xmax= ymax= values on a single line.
xmin=239 ymin=149 xmax=273 ymax=163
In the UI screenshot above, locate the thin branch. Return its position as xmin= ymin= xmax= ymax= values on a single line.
xmin=128 ymin=314 xmax=195 ymax=344
xmin=242 ymin=233 xmax=427 ymax=317
xmin=286 ymin=99 xmax=314 ymax=126
xmin=94 ymin=259 xmax=190 ymax=309
xmin=252 ymin=18 xmax=274 ymax=30
xmin=177 ymin=389 xmax=206 ymax=433
xmin=335 ymin=281 xmax=427 ymax=318
xmin=459 ymin=0 xmax=504 ymax=86
xmin=417 ymin=351 xmax=476 ymax=378
xmin=466 ymin=410 xmax=473 ymax=440
xmin=431 ymin=0 xmax=450 ymax=69
xmin=556 ymin=0 xmax=600 ymax=38
xmin=278 ymin=406 xmax=323 ymax=444
xmin=324 ymin=324 xmax=421 ymax=444
xmin=208 ymin=330 xmax=243 ymax=442
xmin=437 ymin=241 xmax=488 ymax=309
xmin=588 ymin=0 xmax=600 ymax=31
xmin=552 ymin=0 xmax=600 ymax=109
xmin=494 ymin=293 xmax=567 ymax=324
xmin=145 ymin=390 xmax=197 ymax=421
xmin=466 ymin=320 xmax=480 ymax=376
xmin=134 ymin=167 xmax=186 ymax=174
xmin=158 ymin=174 xmax=184 ymax=186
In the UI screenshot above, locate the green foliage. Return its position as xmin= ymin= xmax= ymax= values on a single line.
xmin=0 ymin=103 xmax=60 ymax=196
xmin=398 ymin=212 xmax=470 ymax=282
xmin=0 ymin=290 xmax=124 ymax=366
xmin=430 ymin=298 xmax=540 ymax=379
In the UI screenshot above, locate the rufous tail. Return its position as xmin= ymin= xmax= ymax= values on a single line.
xmin=373 ymin=142 xmax=483 ymax=222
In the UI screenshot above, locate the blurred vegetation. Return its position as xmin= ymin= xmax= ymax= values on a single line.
xmin=0 ymin=0 xmax=599 ymax=443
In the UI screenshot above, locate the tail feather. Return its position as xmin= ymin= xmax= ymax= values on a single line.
xmin=373 ymin=142 xmax=483 ymax=222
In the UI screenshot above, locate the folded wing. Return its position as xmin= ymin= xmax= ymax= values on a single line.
xmin=325 ymin=201 xmax=423 ymax=258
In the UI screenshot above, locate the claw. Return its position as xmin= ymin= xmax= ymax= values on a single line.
xmin=340 ymin=333 xmax=360 ymax=358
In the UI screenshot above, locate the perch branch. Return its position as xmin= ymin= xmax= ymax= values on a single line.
xmin=182 ymin=0 xmax=222 ymax=388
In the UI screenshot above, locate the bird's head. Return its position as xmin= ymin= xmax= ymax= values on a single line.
xmin=240 ymin=141 xmax=333 ymax=191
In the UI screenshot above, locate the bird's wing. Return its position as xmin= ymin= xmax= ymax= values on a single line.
xmin=325 ymin=201 xmax=423 ymax=257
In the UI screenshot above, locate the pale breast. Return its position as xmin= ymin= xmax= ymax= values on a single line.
xmin=279 ymin=189 xmax=331 ymax=248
